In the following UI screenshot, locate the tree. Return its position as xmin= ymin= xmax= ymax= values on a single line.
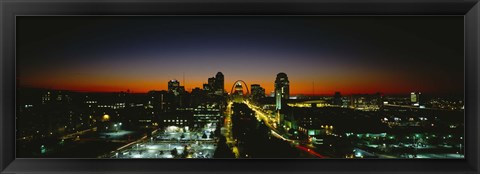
xmin=171 ymin=148 xmax=178 ymax=157
xmin=213 ymin=136 xmax=235 ymax=158
xmin=181 ymin=145 xmax=189 ymax=158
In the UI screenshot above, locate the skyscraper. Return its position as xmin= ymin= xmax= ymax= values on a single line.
xmin=208 ymin=77 xmax=216 ymax=90
xmin=168 ymin=80 xmax=180 ymax=95
xmin=250 ymin=84 xmax=265 ymax=102
xmin=411 ymin=92 xmax=421 ymax=106
xmin=168 ymin=79 xmax=185 ymax=97
xmin=275 ymin=72 xmax=290 ymax=110
xmin=333 ymin=92 xmax=342 ymax=106
xmin=193 ymin=104 xmax=221 ymax=128
xmin=203 ymin=83 xmax=211 ymax=92
xmin=215 ymin=72 xmax=224 ymax=95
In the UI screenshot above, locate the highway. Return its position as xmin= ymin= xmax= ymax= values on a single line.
xmin=243 ymin=100 xmax=328 ymax=158
xmin=383 ymin=103 xmax=451 ymax=111
xmin=243 ymin=101 xmax=281 ymax=135
xmin=61 ymin=127 xmax=97 ymax=140
xmin=224 ymin=102 xmax=240 ymax=158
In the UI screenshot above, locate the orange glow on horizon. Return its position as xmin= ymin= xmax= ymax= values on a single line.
xmin=18 ymin=69 xmax=439 ymax=96
xmin=21 ymin=79 xmax=422 ymax=96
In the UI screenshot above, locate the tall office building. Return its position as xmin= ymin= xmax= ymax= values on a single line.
xmin=411 ymin=92 xmax=421 ymax=106
xmin=205 ymin=72 xmax=224 ymax=95
xmin=207 ymin=77 xmax=216 ymax=94
xmin=275 ymin=72 xmax=290 ymax=110
xmin=275 ymin=73 xmax=289 ymax=126
xmin=193 ymin=104 xmax=222 ymax=128
xmin=168 ymin=80 xmax=180 ymax=95
xmin=147 ymin=90 xmax=172 ymax=113
xmin=168 ymin=79 xmax=185 ymax=97
xmin=214 ymin=72 xmax=224 ymax=95
xmin=333 ymin=92 xmax=342 ymax=106
xmin=250 ymin=84 xmax=265 ymax=102
xmin=203 ymin=83 xmax=211 ymax=91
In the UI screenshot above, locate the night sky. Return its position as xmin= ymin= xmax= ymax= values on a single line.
xmin=16 ymin=16 xmax=464 ymax=96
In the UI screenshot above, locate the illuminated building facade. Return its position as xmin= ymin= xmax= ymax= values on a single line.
xmin=411 ymin=92 xmax=421 ymax=106
xmin=274 ymin=73 xmax=289 ymax=125
xmin=193 ymin=104 xmax=222 ymax=128
xmin=167 ymin=79 xmax=186 ymax=107
xmin=275 ymin=72 xmax=289 ymax=110
xmin=214 ymin=72 xmax=224 ymax=95
xmin=350 ymin=93 xmax=383 ymax=111
xmin=205 ymin=72 xmax=225 ymax=96
xmin=168 ymin=80 xmax=180 ymax=96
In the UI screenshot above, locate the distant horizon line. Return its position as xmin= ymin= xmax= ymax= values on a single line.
xmin=17 ymin=86 xmax=464 ymax=97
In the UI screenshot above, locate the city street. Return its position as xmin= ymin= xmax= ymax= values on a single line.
xmin=223 ymin=102 xmax=240 ymax=158
xmin=243 ymin=101 xmax=326 ymax=158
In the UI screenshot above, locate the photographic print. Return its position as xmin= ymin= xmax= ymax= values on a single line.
xmin=16 ymin=16 xmax=465 ymax=159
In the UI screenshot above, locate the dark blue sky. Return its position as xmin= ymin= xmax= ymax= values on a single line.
xmin=16 ymin=16 xmax=464 ymax=96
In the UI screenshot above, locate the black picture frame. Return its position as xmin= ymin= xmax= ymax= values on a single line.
xmin=1 ymin=0 xmax=479 ymax=173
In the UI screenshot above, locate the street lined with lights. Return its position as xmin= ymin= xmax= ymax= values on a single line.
xmin=244 ymin=101 xmax=327 ymax=158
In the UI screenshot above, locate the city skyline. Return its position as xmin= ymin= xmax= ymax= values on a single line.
xmin=17 ymin=16 xmax=464 ymax=96
xmin=16 ymin=16 xmax=465 ymax=159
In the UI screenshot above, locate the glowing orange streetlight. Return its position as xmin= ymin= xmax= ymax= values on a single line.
xmin=102 ymin=114 xmax=110 ymax=122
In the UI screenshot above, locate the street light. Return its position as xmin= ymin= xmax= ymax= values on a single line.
xmin=40 ymin=145 xmax=46 ymax=154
